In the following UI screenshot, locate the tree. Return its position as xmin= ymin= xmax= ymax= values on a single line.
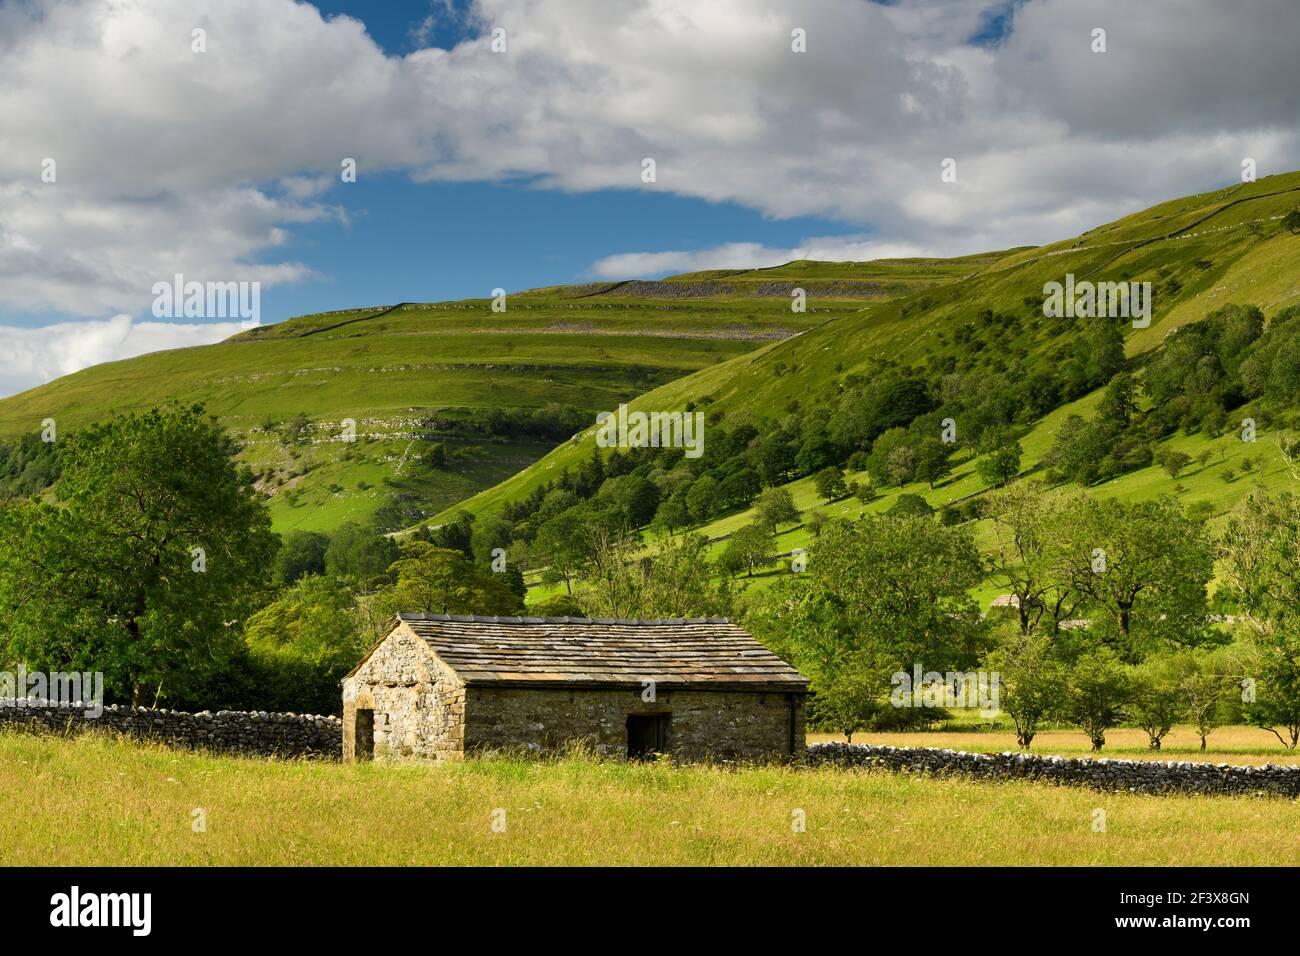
xmin=1055 ymin=495 xmax=1213 ymax=657
xmin=1046 ymin=414 xmax=1108 ymax=485
xmin=0 ymin=404 xmax=277 ymax=706
xmin=243 ymin=574 xmax=370 ymax=714
xmin=684 ymin=475 xmax=720 ymax=524
xmin=976 ymin=433 xmax=1022 ymax=487
xmin=717 ymin=468 xmax=760 ymax=512
xmin=914 ymin=438 xmax=952 ymax=489
xmin=1159 ymin=449 xmax=1193 ymax=479
xmin=771 ymin=515 xmax=985 ymax=696
xmin=1096 ymin=371 xmax=1138 ymax=431
xmin=984 ymin=483 xmax=1081 ymax=636
xmin=805 ymin=509 xmax=828 ymax=537
xmin=755 ymin=487 xmax=799 ymax=533
xmin=652 ymin=494 xmax=691 ymax=534
xmin=984 ymin=630 xmax=1066 ymax=749
xmin=575 ymin=444 xmax=605 ymax=498
xmin=795 ymin=433 xmax=835 ymax=475
xmin=813 ymin=466 xmax=847 ymax=503
xmin=470 ymin=515 xmax=514 ymax=567
xmin=755 ymin=435 xmax=797 ymax=486
xmin=598 ymin=473 xmax=660 ymax=528
xmin=887 ymin=493 xmax=933 ymax=517
xmin=428 ymin=510 xmax=475 ymax=557
xmin=1065 ymin=649 xmax=1132 ymax=751
xmin=1283 ymin=208 xmax=1300 ymax=235
xmin=373 ymin=541 xmax=522 ymax=618
xmin=1177 ymin=650 xmax=1235 ymax=751
xmin=883 ymin=445 xmax=917 ymax=486
xmin=1219 ymin=490 xmax=1300 ymax=748
xmin=578 ymin=533 xmax=732 ymax=620
xmin=1237 ymin=631 xmax=1300 ymax=749
xmin=274 ymin=530 xmax=329 ymax=585
xmin=1127 ymin=656 xmax=1185 ymax=750
xmin=534 ymin=506 xmax=598 ymax=594
xmin=325 ymin=521 xmax=399 ymax=583
xmin=811 ymin=664 xmax=886 ymax=743
xmin=721 ymin=522 xmax=775 ymax=578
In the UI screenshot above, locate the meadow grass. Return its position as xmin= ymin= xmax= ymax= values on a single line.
xmin=2 ymin=730 xmax=1297 ymax=866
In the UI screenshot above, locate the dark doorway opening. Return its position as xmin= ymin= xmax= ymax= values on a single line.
xmin=627 ymin=714 xmax=670 ymax=760
xmin=355 ymin=708 xmax=375 ymax=761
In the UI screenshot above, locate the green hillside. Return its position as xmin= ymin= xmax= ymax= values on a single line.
xmin=428 ymin=172 xmax=1300 ymax=593
xmin=0 ymin=261 xmax=963 ymax=533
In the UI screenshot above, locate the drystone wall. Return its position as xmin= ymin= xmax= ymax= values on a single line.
xmin=0 ymin=699 xmax=341 ymax=758
xmin=807 ymin=742 xmax=1300 ymax=797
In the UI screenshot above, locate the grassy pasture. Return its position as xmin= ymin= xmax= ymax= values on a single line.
xmin=3 ymin=731 xmax=1296 ymax=866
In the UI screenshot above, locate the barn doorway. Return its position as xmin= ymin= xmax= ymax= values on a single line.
xmin=626 ymin=714 xmax=670 ymax=760
xmin=354 ymin=708 xmax=375 ymax=761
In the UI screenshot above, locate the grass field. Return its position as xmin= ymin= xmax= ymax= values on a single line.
xmin=3 ymin=731 xmax=1297 ymax=866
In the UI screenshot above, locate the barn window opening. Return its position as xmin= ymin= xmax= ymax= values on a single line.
xmin=626 ymin=714 xmax=670 ymax=760
xmin=355 ymin=708 xmax=375 ymax=761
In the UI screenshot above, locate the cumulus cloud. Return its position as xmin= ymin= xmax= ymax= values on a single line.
xmin=0 ymin=316 xmax=251 ymax=398
xmin=2 ymin=0 xmax=1298 ymax=395
xmin=590 ymin=238 xmax=929 ymax=279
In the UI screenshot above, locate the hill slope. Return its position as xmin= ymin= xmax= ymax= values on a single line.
xmin=0 ymin=259 xmax=972 ymax=532
xmin=432 ymin=172 xmax=1300 ymax=531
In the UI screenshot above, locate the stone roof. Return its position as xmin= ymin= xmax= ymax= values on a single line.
xmin=389 ymin=613 xmax=809 ymax=692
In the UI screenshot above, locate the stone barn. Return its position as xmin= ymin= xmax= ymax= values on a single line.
xmin=342 ymin=614 xmax=808 ymax=762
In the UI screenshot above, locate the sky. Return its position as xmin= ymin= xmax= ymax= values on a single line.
xmin=0 ymin=0 xmax=1298 ymax=397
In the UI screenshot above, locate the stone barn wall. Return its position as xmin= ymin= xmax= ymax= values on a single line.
xmin=464 ymin=686 xmax=805 ymax=760
xmin=342 ymin=628 xmax=465 ymax=761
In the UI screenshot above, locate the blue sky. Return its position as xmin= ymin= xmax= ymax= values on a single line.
xmin=261 ymin=1 xmax=874 ymax=321
xmin=260 ymin=175 xmax=853 ymax=320
xmin=2 ymin=0 xmax=1296 ymax=396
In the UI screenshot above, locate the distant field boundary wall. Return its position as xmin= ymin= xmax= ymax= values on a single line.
xmin=0 ymin=699 xmax=342 ymax=759
xmin=807 ymin=742 xmax=1300 ymax=797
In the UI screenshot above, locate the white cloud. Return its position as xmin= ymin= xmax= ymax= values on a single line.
xmin=590 ymin=238 xmax=929 ymax=279
xmin=0 ymin=316 xmax=250 ymax=398
xmin=2 ymin=0 xmax=1298 ymax=396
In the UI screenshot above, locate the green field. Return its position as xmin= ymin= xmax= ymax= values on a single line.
xmin=4 ymin=731 xmax=1297 ymax=866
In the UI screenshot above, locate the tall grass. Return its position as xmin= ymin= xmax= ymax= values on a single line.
xmin=3 ymin=730 xmax=1297 ymax=866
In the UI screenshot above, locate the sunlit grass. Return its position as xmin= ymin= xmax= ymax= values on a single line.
xmin=3 ymin=730 xmax=1297 ymax=866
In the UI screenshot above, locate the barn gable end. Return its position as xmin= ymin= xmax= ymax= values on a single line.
xmin=342 ymin=623 xmax=466 ymax=762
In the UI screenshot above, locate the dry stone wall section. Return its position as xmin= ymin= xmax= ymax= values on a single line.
xmin=0 ymin=699 xmax=341 ymax=758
